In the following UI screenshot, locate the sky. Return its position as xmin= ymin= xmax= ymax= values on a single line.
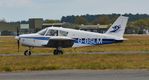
xmin=0 ymin=0 xmax=149 ymax=21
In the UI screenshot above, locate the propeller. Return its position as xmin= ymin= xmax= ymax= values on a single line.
xmin=16 ymin=26 xmax=20 ymax=52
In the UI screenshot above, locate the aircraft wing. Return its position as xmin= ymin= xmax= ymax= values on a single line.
xmin=44 ymin=36 xmax=74 ymax=48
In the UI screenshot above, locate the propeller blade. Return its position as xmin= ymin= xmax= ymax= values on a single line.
xmin=16 ymin=26 xmax=20 ymax=52
xmin=17 ymin=26 xmax=19 ymax=36
xmin=17 ymin=40 xmax=20 ymax=52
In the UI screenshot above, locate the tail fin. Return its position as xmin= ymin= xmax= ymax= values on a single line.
xmin=105 ymin=16 xmax=128 ymax=38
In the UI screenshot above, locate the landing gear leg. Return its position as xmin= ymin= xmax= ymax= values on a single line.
xmin=53 ymin=47 xmax=63 ymax=55
xmin=24 ymin=47 xmax=32 ymax=56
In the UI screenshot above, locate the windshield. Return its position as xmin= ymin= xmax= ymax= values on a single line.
xmin=37 ymin=28 xmax=48 ymax=35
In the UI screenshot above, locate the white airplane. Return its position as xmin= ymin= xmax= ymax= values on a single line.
xmin=16 ymin=16 xmax=128 ymax=56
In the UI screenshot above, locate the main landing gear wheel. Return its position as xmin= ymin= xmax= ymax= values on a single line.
xmin=24 ymin=50 xmax=32 ymax=56
xmin=53 ymin=50 xmax=63 ymax=55
xmin=53 ymin=48 xmax=63 ymax=55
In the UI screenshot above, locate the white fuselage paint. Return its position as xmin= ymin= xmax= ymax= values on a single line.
xmin=18 ymin=27 xmax=123 ymax=48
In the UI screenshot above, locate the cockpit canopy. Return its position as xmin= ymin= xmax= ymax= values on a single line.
xmin=37 ymin=28 xmax=68 ymax=36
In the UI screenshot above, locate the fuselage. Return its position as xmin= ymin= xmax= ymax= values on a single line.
xmin=17 ymin=27 xmax=124 ymax=48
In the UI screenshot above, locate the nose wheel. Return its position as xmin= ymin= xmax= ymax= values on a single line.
xmin=24 ymin=47 xmax=32 ymax=56
xmin=53 ymin=47 xmax=63 ymax=55
xmin=24 ymin=50 xmax=32 ymax=56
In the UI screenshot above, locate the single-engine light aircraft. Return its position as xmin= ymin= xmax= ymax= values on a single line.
xmin=15 ymin=16 xmax=128 ymax=56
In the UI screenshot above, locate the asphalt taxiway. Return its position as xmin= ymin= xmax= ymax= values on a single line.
xmin=0 ymin=70 xmax=149 ymax=80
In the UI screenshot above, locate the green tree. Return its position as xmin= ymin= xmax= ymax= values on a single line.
xmin=92 ymin=16 xmax=110 ymax=25
xmin=128 ymin=18 xmax=149 ymax=34
xmin=74 ymin=16 xmax=88 ymax=25
xmin=44 ymin=19 xmax=60 ymax=23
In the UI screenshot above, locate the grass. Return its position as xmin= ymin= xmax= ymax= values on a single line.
xmin=0 ymin=54 xmax=149 ymax=72
xmin=0 ymin=35 xmax=149 ymax=72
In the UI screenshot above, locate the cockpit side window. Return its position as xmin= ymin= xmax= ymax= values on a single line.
xmin=46 ymin=29 xmax=58 ymax=36
xmin=58 ymin=30 xmax=68 ymax=36
xmin=38 ymin=28 xmax=47 ymax=35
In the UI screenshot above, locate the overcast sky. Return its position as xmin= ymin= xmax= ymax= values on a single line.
xmin=0 ymin=0 xmax=149 ymax=21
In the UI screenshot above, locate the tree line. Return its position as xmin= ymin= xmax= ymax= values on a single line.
xmin=61 ymin=13 xmax=149 ymax=25
xmin=61 ymin=13 xmax=149 ymax=34
xmin=1 ymin=13 xmax=149 ymax=34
